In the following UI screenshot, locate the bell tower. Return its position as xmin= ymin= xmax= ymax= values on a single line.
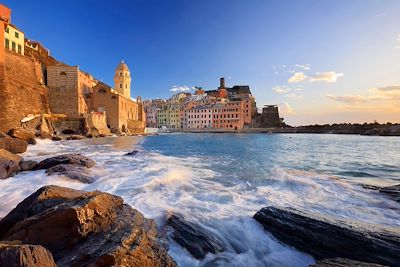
xmin=114 ymin=60 xmax=131 ymax=98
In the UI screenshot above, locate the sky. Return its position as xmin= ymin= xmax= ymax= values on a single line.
xmin=4 ymin=0 xmax=400 ymax=125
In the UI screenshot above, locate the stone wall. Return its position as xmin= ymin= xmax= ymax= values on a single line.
xmin=85 ymin=112 xmax=111 ymax=135
xmin=0 ymin=51 xmax=49 ymax=132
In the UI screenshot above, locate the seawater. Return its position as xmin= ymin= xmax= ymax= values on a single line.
xmin=1 ymin=133 xmax=400 ymax=267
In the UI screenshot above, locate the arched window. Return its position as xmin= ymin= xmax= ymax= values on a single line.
xmin=98 ymin=89 xmax=107 ymax=94
xmin=111 ymin=95 xmax=117 ymax=100
xmin=60 ymin=71 xmax=67 ymax=76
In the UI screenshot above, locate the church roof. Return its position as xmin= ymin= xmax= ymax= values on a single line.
xmin=116 ymin=60 xmax=129 ymax=72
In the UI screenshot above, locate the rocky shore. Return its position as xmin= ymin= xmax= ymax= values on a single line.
xmin=1 ymin=130 xmax=400 ymax=266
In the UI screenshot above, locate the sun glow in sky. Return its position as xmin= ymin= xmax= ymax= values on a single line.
xmin=4 ymin=0 xmax=400 ymax=125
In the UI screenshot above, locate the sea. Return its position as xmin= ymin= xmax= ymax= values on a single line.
xmin=1 ymin=133 xmax=399 ymax=267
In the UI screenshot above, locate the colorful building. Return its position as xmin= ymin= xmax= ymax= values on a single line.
xmin=187 ymin=105 xmax=213 ymax=129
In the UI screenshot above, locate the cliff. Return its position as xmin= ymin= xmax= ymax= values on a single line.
xmin=0 ymin=51 xmax=50 ymax=132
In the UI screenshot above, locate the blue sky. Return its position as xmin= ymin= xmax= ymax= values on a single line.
xmin=4 ymin=0 xmax=400 ymax=125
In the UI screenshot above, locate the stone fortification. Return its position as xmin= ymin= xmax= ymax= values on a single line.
xmin=0 ymin=51 xmax=50 ymax=132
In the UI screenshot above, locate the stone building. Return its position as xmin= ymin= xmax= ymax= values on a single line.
xmin=91 ymin=61 xmax=145 ymax=134
xmin=47 ymin=65 xmax=95 ymax=119
xmin=258 ymin=105 xmax=282 ymax=128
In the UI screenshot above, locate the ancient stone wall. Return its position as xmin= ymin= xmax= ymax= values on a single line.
xmin=0 ymin=51 xmax=49 ymax=132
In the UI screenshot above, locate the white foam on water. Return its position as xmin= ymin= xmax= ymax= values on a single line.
xmin=1 ymin=136 xmax=400 ymax=267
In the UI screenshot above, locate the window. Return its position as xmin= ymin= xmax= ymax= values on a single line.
xmin=5 ymin=27 xmax=9 ymax=33
xmin=5 ymin=39 xmax=9 ymax=49
xmin=98 ymin=89 xmax=107 ymax=94
xmin=17 ymin=45 xmax=22 ymax=54
xmin=125 ymin=84 xmax=127 ymax=89
xmin=60 ymin=71 xmax=67 ymax=76
xmin=11 ymin=41 xmax=16 ymax=52
xmin=120 ymin=72 xmax=122 ymax=76
xmin=15 ymin=32 xmax=19 ymax=39
xmin=120 ymin=83 xmax=122 ymax=88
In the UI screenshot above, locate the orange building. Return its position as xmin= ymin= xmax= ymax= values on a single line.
xmin=0 ymin=4 xmax=11 ymax=64
xmin=212 ymin=101 xmax=245 ymax=130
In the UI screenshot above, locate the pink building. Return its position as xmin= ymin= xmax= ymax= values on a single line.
xmin=187 ymin=105 xmax=213 ymax=129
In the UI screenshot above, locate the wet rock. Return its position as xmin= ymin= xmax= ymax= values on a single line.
xmin=66 ymin=134 xmax=86 ymax=140
xmin=309 ymin=258 xmax=387 ymax=267
xmin=165 ymin=214 xmax=224 ymax=259
xmin=19 ymin=160 xmax=38 ymax=172
xmin=46 ymin=164 xmax=94 ymax=183
xmin=0 ymin=241 xmax=57 ymax=267
xmin=0 ymin=185 xmax=176 ymax=267
xmin=253 ymin=206 xmax=400 ymax=267
xmin=8 ymin=129 xmax=36 ymax=145
xmin=51 ymin=135 xmax=63 ymax=141
xmin=362 ymin=184 xmax=400 ymax=202
xmin=125 ymin=150 xmax=139 ymax=156
xmin=35 ymin=153 xmax=95 ymax=170
xmin=0 ymin=149 xmax=21 ymax=179
xmin=0 ymin=138 xmax=28 ymax=154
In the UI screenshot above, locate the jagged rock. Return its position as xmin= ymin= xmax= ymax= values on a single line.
xmin=0 ymin=185 xmax=176 ymax=267
xmin=0 ymin=241 xmax=56 ymax=267
xmin=125 ymin=150 xmax=139 ymax=156
xmin=253 ymin=206 xmax=400 ymax=267
xmin=46 ymin=164 xmax=94 ymax=183
xmin=19 ymin=160 xmax=38 ymax=172
xmin=165 ymin=214 xmax=224 ymax=259
xmin=35 ymin=154 xmax=95 ymax=170
xmin=0 ymin=149 xmax=21 ymax=179
xmin=8 ymin=129 xmax=36 ymax=145
xmin=0 ymin=138 xmax=28 ymax=154
xmin=309 ymin=258 xmax=387 ymax=267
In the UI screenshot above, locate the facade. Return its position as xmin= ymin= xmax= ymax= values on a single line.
xmin=4 ymin=24 xmax=24 ymax=55
xmin=92 ymin=82 xmax=145 ymax=133
xmin=213 ymin=101 xmax=245 ymax=130
xmin=187 ymin=105 xmax=213 ymax=129
xmin=47 ymin=65 xmax=94 ymax=119
xmin=0 ymin=4 xmax=11 ymax=64
xmin=114 ymin=60 xmax=131 ymax=99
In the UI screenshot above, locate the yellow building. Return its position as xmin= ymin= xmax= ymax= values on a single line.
xmin=114 ymin=60 xmax=131 ymax=99
xmin=4 ymin=24 xmax=24 ymax=55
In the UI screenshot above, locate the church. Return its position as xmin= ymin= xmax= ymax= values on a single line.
xmin=91 ymin=61 xmax=146 ymax=133
xmin=47 ymin=60 xmax=146 ymax=134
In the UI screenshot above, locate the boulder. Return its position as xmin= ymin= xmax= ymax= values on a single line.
xmin=8 ymin=129 xmax=36 ymax=145
xmin=46 ymin=164 xmax=94 ymax=183
xmin=0 ymin=241 xmax=56 ymax=267
xmin=35 ymin=154 xmax=95 ymax=170
xmin=165 ymin=214 xmax=224 ymax=259
xmin=0 ymin=185 xmax=176 ymax=267
xmin=253 ymin=206 xmax=400 ymax=267
xmin=51 ymin=135 xmax=64 ymax=141
xmin=0 ymin=149 xmax=22 ymax=179
xmin=310 ymin=258 xmax=387 ymax=267
xmin=0 ymin=132 xmax=12 ymax=139
xmin=19 ymin=160 xmax=38 ymax=172
xmin=362 ymin=184 xmax=400 ymax=202
xmin=0 ymin=138 xmax=28 ymax=154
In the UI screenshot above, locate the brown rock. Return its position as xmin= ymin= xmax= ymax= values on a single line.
xmin=0 ymin=241 xmax=56 ymax=267
xmin=0 ymin=132 xmax=12 ymax=139
xmin=35 ymin=154 xmax=96 ymax=170
xmin=46 ymin=164 xmax=94 ymax=183
xmin=0 ymin=138 xmax=28 ymax=154
xmin=0 ymin=185 xmax=177 ymax=267
xmin=0 ymin=149 xmax=21 ymax=179
xmin=19 ymin=160 xmax=38 ymax=172
xmin=8 ymin=129 xmax=36 ymax=144
xmin=51 ymin=135 xmax=64 ymax=141
xmin=310 ymin=258 xmax=387 ymax=267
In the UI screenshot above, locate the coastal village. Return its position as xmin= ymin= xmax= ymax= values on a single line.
xmin=0 ymin=3 xmax=283 ymax=138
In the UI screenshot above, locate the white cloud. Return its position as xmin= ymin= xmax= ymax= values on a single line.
xmin=170 ymin=85 xmax=192 ymax=92
xmin=278 ymin=102 xmax=293 ymax=115
xmin=288 ymin=72 xmax=307 ymax=83
xmin=310 ymin=72 xmax=344 ymax=83
xmin=369 ymin=85 xmax=400 ymax=101
xmin=273 ymin=85 xmax=303 ymax=99
xmin=395 ymin=34 xmax=400 ymax=49
xmin=326 ymin=94 xmax=368 ymax=104
xmin=294 ymin=64 xmax=310 ymax=71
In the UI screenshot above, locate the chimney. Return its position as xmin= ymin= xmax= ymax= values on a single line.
xmin=219 ymin=77 xmax=225 ymax=89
